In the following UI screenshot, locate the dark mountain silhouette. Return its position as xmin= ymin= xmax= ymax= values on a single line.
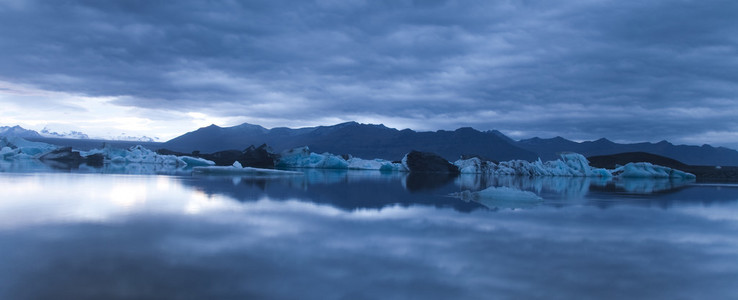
xmin=163 ymin=122 xmax=538 ymax=161
xmin=587 ymin=152 xmax=689 ymax=169
xmin=518 ymin=136 xmax=738 ymax=166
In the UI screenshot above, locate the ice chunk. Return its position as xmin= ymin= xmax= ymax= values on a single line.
xmin=347 ymin=157 xmax=407 ymax=171
xmin=81 ymin=144 xmax=215 ymax=167
xmin=0 ymin=136 xmax=57 ymax=158
xmin=180 ymin=156 xmax=216 ymax=167
xmin=454 ymin=153 xmax=611 ymax=177
xmin=611 ymin=162 xmax=696 ymax=179
xmin=276 ymin=147 xmax=406 ymax=171
xmin=83 ymin=145 xmax=181 ymax=165
xmin=276 ymin=147 xmax=348 ymax=169
xmin=1 ymin=146 xmax=18 ymax=159
xmin=452 ymin=152 xmax=692 ymax=179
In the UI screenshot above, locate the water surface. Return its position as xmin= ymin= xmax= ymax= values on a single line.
xmin=1 ymin=170 xmax=737 ymax=299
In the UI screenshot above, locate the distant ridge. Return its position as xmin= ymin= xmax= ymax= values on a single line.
xmin=518 ymin=137 xmax=738 ymax=166
xmin=163 ymin=122 xmax=538 ymax=161
xmin=0 ymin=125 xmax=42 ymax=139
xmin=587 ymin=152 xmax=688 ymax=169
xmin=163 ymin=122 xmax=738 ymax=166
xmin=5 ymin=122 xmax=738 ymax=166
xmin=0 ymin=125 xmax=159 ymax=142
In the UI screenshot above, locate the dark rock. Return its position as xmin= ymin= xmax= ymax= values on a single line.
xmin=39 ymin=147 xmax=105 ymax=168
xmin=156 ymin=148 xmax=189 ymax=156
xmin=588 ymin=152 xmax=688 ymax=169
xmin=158 ymin=144 xmax=277 ymax=168
xmin=39 ymin=147 xmax=83 ymax=163
xmin=239 ymin=144 xmax=276 ymax=168
xmin=84 ymin=153 xmax=105 ymax=167
xmin=403 ymin=150 xmax=460 ymax=173
xmin=203 ymin=150 xmax=244 ymax=166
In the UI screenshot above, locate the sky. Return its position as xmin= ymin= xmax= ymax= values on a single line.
xmin=0 ymin=0 xmax=737 ymax=148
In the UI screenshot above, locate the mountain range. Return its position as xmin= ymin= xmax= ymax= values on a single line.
xmin=0 ymin=125 xmax=42 ymax=139
xmin=163 ymin=122 xmax=538 ymax=162
xmin=4 ymin=123 xmax=738 ymax=166
xmin=162 ymin=122 xmax=738 ymax=166
xmin=0 ymin=126 xmax=159 ymax=142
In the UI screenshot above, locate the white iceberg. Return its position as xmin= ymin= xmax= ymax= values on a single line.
xmin=193 ymin=161 xmax=303 ymax=176
xmin=276 ymin=147 xmax=407 ymax=171
xmin=0 ymin=136 xmax=58 ymax=159
xmin=81 ymin=145 xmax=214 ymax=167
xmin=0 ymin=137 xmax=215 ymax=174
xmin=454 ymin=153 xmax=611 ymax=177
xmin=179 ymin=156 xmax=216 ymax=167
xmin=611 ymin=162 xmax=696 ymax=179
xmin=454 ymin=152 xmax=693 ymax=179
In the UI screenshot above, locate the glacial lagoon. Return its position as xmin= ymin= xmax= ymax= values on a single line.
xmin=1 ymin=169 xmax=737 ymax=299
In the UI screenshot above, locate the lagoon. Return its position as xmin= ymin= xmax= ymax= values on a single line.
xmin=1 ymin=170 xmax=737 ymax=299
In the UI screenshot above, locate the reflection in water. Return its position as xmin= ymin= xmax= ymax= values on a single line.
xmin=0 ymin=172 xmax=737 ymax=299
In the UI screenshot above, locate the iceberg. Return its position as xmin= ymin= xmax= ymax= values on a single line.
xmin=454 ymin=152 xmax=693 ymax=179
xmin=0 ymin=137 xmax=216 ymax=172
xmin=80 ymin=145 xmax=215 ymax=167
xmin=611 ymin=162 xmax=696 ymax=179
xmin=193 ymin=161 xmax=303 ymax=176
xmin=276 ymin=147 xmax=407 ymax=171
xmin=0 ymin=136 xmax=58 ymax=159
xmin=454 ymin=153 xmax=610 ymax=177
xmin=179 ymin=156 xmax=216 ymax=167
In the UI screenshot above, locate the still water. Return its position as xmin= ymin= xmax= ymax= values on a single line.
xmin=1 ymin=170 xmax=737 ymax=299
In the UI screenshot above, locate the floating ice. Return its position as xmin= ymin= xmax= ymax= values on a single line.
xmin=0 ymin=136 xmax=58 ymax=159
xmin=611 ymin=162 xmax=696 ymax=179
xmin=193 ymin=161 xmax=303 ymax=176
xmin=0 ymin=137 xmax=215 ymax=170
xmin=81 ymin=145 xmax=184 ymax=166
xmin=454 ymin=153 xmax=610 ymax=177
xmin=276 ymin=147 xmax=407 ymax=171
xmin=454 ymin=152 xmax=693 ymax=179
xmin=179 ymin=156 xmax=216 ymax=167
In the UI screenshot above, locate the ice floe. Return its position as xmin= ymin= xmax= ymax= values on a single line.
xmin=1 ymin=137 xmax=215 ymax=170
xmin=611 ymin=162 xmax=695 ymax=179
xmin=276 ymin=147 xmax=407 ymax=171
xmin=0 ymin=136 xmax=58 ymax=159
xmin=454 ymin=152 xmax=694 ymax=179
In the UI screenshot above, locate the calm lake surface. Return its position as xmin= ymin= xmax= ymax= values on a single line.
xmin=1 ymin=169 xmax=737 ymax=299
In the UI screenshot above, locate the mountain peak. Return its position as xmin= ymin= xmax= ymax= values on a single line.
xmin=0 ymin=125 xmax=42 ymax=138
xmin=455 ymin=127 xmax=477 ymax=132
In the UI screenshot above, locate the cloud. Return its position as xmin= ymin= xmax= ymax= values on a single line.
xmin=0 ymin=0 xmax=736 ymax=146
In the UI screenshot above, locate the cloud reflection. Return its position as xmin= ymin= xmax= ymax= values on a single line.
xmin=1 ymin=200 xmax=737 ymax=299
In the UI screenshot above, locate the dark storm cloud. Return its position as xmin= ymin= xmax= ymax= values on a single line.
xmin=0 ymin=0 xmax=737 ymax=145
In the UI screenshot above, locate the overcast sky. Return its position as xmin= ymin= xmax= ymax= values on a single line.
xmin=1 ymin=0 xmax=737 ymax=147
